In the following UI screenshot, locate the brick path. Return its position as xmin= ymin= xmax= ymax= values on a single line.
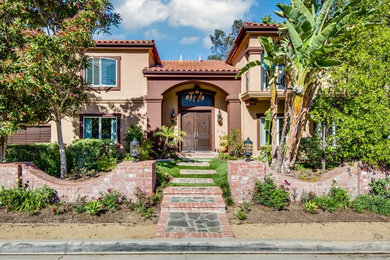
xmin=155 ymin=163 xmax=233 ymax=239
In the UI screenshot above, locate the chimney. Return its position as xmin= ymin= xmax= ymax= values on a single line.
xmin=199 ymin=55 xmax=202 ymax=61
xmin=179 ymin=54 xmax=182 ymax=61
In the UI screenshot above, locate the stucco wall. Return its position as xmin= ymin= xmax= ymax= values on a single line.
xmin=50 ymin=49 xmax=150 ymax=145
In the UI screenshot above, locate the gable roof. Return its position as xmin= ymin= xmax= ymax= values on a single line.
xmin=144 ymin=60 xmax=238 ymax=75
xmin=225 ymin=22 xmax=279 ymax=64
xmin=93 ymin=40 xmax=161 ymax=64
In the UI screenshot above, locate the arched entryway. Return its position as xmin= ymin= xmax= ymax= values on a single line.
xmin=161 ymin=82 xmax=228 ymax=152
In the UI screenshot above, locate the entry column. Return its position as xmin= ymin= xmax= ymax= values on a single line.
xmin=227 ymin=98 xmax=241 ymax=134
xmin=146 ymin=98 xmax=163 ymax=133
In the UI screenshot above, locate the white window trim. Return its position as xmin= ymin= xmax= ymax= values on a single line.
xmin=260 ymin=116 xmax=285 ymax=147
xmin=86 ymin=57 xmax=118 ymax=88
xmin=83 ymin=116 xmax=117 ymax=141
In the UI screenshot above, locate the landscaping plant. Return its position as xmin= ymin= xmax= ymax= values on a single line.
xmin=314 ymin=184 xmax=350 ymax=212
xmin=252 ymin=176 xmax=290 ymax=210
xmin=99 ymin=189 xmax=125 ymax=212
xmin=236 ymin=202 xmax=250 ymax=220
xmin=0 ymin=186 xmax=56 ymax=215
xmin=84 ymin=200 xmax=104 ymax=216
xmin=129 ymin=187 xmax=156 ymax=220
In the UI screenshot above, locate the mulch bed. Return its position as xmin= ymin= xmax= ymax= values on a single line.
xmin=227 ymin=202 xmax=390 ymax=224
xmin=0 ymin=206 xmax=159 ymax=224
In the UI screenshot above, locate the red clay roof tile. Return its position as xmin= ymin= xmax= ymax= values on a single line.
xmin=144 ymin=60 xmax=238 ymax=74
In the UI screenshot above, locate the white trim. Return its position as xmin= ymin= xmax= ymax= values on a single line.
xmin=82 ymin=116 xmax=117 ymax=142
xmin=86 ymin=57 xmax=117 ymax=88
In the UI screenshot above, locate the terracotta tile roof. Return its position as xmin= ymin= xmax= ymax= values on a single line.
xmin=93 ymin=40 xmax=161 ymax=64
xmin=144 ymin=60 xmax=239 ymax=74
xmin=226 ymin=22 xmax=280 ymax=64
xmin=94 ymin=40 xmax=155 ymax=45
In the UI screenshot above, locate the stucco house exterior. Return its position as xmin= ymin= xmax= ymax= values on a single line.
xmin=9 ymin=22 xmax=294 ymax=154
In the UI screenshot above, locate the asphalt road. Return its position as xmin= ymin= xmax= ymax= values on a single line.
xmin=1 ymin=254 xmax=390 ymax=259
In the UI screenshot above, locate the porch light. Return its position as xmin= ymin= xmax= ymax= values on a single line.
xmin=130 ymin=138 xmax=139 ymax=162
xmin=171 ymin=108 xmax=176 ymax=124
xmin=217 ymin=110 xmax=223 ymax=126
xmin=243 ymin=137 xmax=253 ymax=162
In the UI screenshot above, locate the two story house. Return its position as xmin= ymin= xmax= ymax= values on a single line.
xmin=9 ymin=22 xmax=289 ymax=154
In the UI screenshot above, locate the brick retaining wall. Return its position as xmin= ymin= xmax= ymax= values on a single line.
xmin=0 ymin=161 xmax=156 ymax=202
xmin=228 ymin=160 xmax=388 ymax=203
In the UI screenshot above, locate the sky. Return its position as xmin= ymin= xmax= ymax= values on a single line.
xmin=95 ymin=0 xmax=290 ymax=61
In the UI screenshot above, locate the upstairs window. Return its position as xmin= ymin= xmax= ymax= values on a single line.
xmin=84 ymin=57 xmax=119 ymax=88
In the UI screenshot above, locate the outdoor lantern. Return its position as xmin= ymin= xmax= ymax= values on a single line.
xmin=171 ymin=108 xmax=176 ymax=123
xmin=217 ymin=110 xmax=223 ymax=126
xmin=243 ymin=137 xmax=253 ymax=162
xmin=130 ymin=138 xmax=139 ymax=162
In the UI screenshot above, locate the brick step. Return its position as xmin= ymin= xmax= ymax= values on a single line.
xmin=163 ymin=186 xmax=223 ymax=196
xmin=161 ymin=195 xmax=226 ymax=211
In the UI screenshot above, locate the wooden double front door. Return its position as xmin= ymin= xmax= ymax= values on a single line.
xmin=181 ymin=111 xmax=211 ymax=151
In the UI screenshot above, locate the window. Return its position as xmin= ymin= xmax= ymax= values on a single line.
xmin=83 ymin=116 xmax=118 ymax=142
xmin=260 ymin=116 xmax=284 ymax=146
xmin=276 ymin=65 xmax=286 ymax=90
xmin=84 ymin=57 xmax=118 ymax=88
xmin=260 ymin=58 xmax=286 ymax=91
xmin=261 ymin=54 xmax=268 ymax=91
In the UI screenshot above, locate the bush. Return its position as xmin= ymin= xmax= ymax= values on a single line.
xmin=303 ymin=201 xmax=318 ymax=214
xmin=252 ymin=176 xmax=290 ymax=210
xmin=67 ymin=139 xmax=117 ymax=176
xmin=224 ymin=129 xmax=243 ymax=157
xmin=124 ymin=125 xmax=144 ymax=146
xmin=0 ymin=186 xmax=57 ymax=215
xmin=129 ymin=187 xmax=155 ymax=219
xmin=96 ymin=156 xmax=117 ymax=172
xmin=314 ymin=184 xmax=350 ymax=212
xmin=352 ymin=195 xmax=390 ymax=215
xmin=84 ymin=200 xmax=104 ymax=215
xmin=236 ymin=210 xmax=247 ymax=220
xmin=4 ymin=144 xmax=60 ymax=177
xmin=99 ymin=189 xmax=125 ymax=212
xmin=369 ymin=177 xmax=390 ymax=198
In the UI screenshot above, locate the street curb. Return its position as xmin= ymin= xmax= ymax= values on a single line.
xmin=0 ymin=239 xmax=390 ymax=255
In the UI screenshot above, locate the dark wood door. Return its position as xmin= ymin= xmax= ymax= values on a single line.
xmin=181 ymin=111 xmax=211 ymax=151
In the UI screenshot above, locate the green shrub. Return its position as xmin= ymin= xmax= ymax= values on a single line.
xmin=156 ymin=164 xmax=171 ymax=187
xmin=224 ymin=129 xmax=243 ymax=157
xmin=84 ymin=200 xmax=104 ymax=215
xmin=236 ymin=210 xmax=247 ymax=220
xmin=4 ymin=144 xmax=60 ymax=177
xmin=124 ymin=125 xmax=144 ymax=146
xmin=99 ymin=189 xmax=124 ymax=212
xmin=314 ymin=184 xmax=350 ymax=212
xmin=369 ymin=177 xmax=390 ymax=198
xmin=252 ymin=176 xmax=290 ymax=210
xmin=129 ymin=187 xmax=155 ymax=220
xmin=352 ymin=195 xmax=390 ymax=215
xmin=0 ymin=186 xmax=56 ymax=215
xmin=67 ymin=139 xmax=117 ymax=175
xmin=300 ymin=191 xmax=317 ymax=204
xmin=96 ymin=156 xmax=117 ymax=172
xmin=303 ymin=201 xmax=318 ymax=214
xmin=218 ymin=153 xmax=237 ymax=160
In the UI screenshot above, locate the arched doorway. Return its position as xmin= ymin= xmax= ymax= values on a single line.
xmin=161 ymin=82 xmax=228 ymax=152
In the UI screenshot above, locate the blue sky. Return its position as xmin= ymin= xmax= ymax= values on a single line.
xmin=96 ymin=0 xmax=290 ymax=60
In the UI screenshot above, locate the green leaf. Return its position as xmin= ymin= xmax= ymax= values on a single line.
xmin=311 ymin=22 xmax=336 ymax=50
xmin=286 ymin=21 xmax=304 ymax=50
xmin=315 ymin=0 xmax=333 ymax=33
xmin=315 ymin=59 xmax=342 ymax=68
xmin=292 ymin=0 xmax=314 ymax=28
xmin=236 ymin=60 xmax=262 ymax=79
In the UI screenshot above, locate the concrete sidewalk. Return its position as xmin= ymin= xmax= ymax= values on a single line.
xmin=1 ymin=239 xmax=390 ymax=255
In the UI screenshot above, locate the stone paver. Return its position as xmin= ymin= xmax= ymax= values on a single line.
xmin=155 ymin=186 xmax=233 ymax=239
xmin=176 ymin=162 xmax=210 ymax=167
xmin=171 ymin=178 xmax=214 ymax=184
xmin=180 ymin=169 xmax=217 ymax=175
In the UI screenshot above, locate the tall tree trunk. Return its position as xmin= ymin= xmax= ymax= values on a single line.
xmin=270 ymin=82 xmax=279 ymax=166
xmin=276 ymin=89 xmax=292 ymax=171
xmin=55 ymin=118 xmax=67 ymax=179
xmin=282 ymin=85 xmax=314 ymax=174
xmin=0 ymin=135 xmax=8 ymax=163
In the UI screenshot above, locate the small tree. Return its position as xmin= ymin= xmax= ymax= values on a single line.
xmin=154 ymin=126 xmax=186 ymax=158
xmin=14 ymin=0 xmax=120 ymax=178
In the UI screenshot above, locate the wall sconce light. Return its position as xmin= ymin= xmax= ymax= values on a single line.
xmin=171 ymin=108 xmax=176 ymax=124
xmin=243 ymin=137 xmax=253 ymax=162
xmin=217 ymin=110 xmax=223 ymax=126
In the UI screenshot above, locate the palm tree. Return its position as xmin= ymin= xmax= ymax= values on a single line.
xmin=154 ymin=125 xmax=186 ymax=157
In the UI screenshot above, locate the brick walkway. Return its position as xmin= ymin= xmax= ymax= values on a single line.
xmin=155 ymin=164 xmax=233 ymax=239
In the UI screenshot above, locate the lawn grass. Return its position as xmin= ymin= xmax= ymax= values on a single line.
xmin=157 ymin=158 xmax=233 ymax=205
